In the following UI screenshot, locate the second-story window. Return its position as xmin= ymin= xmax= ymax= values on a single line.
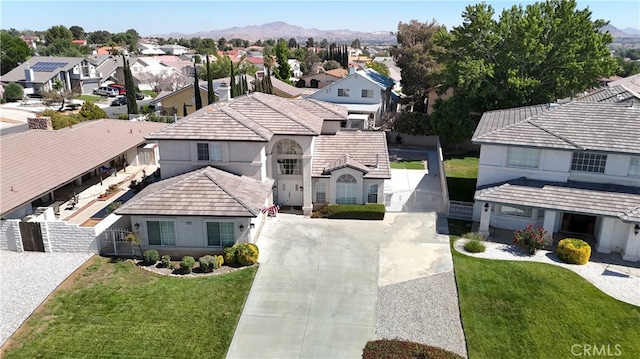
xmin=338 ymin=89 xmax=350 ymax=97
xmin=629 ymin=156 xmax=640 ymax=177
xmin=361 ymin=89 xmax=374 ymax=98
xmin=571 ymin=152 xmax=607 ymax=173
xmin=507 ymin=147 xmax=540 ymax=168
xmin=197 ymin=143 xmax=223 ymax=162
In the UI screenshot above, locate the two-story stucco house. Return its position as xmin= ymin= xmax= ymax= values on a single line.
xmin=116 ymin=93 xmax=390 ymax=256
xmin=306 ymin=68 xmax=398 ymax=130
xmin=471 ymin=101 xmax=640 ymax=262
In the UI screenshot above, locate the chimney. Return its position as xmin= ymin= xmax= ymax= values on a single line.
xmin=28 ymin=116 xmax=53 ymax=130
xmin=24 ymin=63 xmax=34 ymax=83
xmin=349 ymin=66 xmax=356 ymax=75
xmin=215 ymin=81 xmax=231 ymax=102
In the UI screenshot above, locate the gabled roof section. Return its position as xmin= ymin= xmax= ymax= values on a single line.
xmin=574 ymin=85 xmax=639 ymax=103
xmin=620 ymin=206 xmax=640 ymax=223
xmin=290 ymin=98 xmax=348 ymax=121
xmin=358 ymin=68 xmax=395 ymax=89
xmin=147 ymin=93 xmax=329 ymax=140
xmin=312 ymin=131 xmax=391 ymax=179
xmin=116 ymin=167 xmax=274 ymax=217
xmin=475 ymin=177 xmax=640 ymax=220
xmin=473 ymin=102 xmax=640 ymax=154
xmin=322 ymin=154 xmax=370 ymax=174
xmin=608 ymin=73 xmax=640 ymax=94
xmin=1 ymin=120 xmax=168 ymax=216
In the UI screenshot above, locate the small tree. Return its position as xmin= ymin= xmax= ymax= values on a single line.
xmin=3 ymin=83 xmax=24 ymax=102
xmin=78 ymin=101 xmax=107 ymax=120
xmin=125 ymin=231 xmax=143 ymax=258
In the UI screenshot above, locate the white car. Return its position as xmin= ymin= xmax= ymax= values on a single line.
xmin=93 ymin=86 xmax=119 ymax=97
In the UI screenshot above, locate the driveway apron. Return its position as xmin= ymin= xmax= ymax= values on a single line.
xmin=226 ymin=214 xmax=387 ymax=359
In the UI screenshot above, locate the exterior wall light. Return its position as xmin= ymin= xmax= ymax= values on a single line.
xmin=635 ymin=224 xmax=639 ymax=235
xmin=484 ymin=203 xmax=490 ymax=212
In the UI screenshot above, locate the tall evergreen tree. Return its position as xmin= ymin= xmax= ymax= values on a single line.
xmin=194 ymin=66 xmax=202 ymax=110
xmin=122 ymin=54 xmax=138 ymax=114
xmin=230 ymin=61 xmax=236 ymax=98
xmin=206 ymin=55 xmax=215 ymax=104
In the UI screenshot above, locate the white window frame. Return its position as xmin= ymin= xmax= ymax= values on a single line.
xmin=571 ymin=152 xmax=607 ymax=173
xmin=629 ymin=156 xmax=640 ymax=177
xmin=507 ymin=147 xmax=540 ymax=169
xmin=315 ymin=182 xmax=326 ymax=202
xmin=338 ymin=88 xmax=350 ymax=97
xmin=367 ymin=184 xmax=378 ymax=203
xmin=196 ymin=142 xmax=223 ymax=162
xmin=147 ymin=220 xmax=176 ymax=246
xmin=361 ymin=89 xmax=374 ymax=98
xmin=206 ymin=221 xmax=235 ymax=247
xmin=336 ymin=174 xmax=357 ymax=204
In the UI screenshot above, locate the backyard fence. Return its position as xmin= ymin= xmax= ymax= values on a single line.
xmin=99 ymin=228 xmax=134 ymax=256
xmin=448 ymin=201 xmax=474 ymax=221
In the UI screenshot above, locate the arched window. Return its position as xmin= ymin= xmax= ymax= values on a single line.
xmin=274 ymin=139 xmax=303 ymax=175
xmin=336 ymin=174 xmax=357 ymax=204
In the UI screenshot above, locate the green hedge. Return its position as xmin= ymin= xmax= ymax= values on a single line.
xmin=315 ymin=204 xmax=385 ymax=220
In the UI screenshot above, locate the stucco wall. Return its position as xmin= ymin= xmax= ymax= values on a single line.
xmin=44 ymin=221 xmax=98 ymax=253
xmin=308 ymin=75 xmax=382 ymax=105
xmin=0 ymin=220 xmax=23 ymax=251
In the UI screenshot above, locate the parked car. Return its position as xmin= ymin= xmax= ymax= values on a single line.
xmin=93 ymin=86 xmax=119 ymax=97
xmin=110 ymin=97 xmax=127 ymax=106
xmin=108 ymin=84 xmax=126 ymax=95
xmin=136 ymin=92 xmax=145 ymax=100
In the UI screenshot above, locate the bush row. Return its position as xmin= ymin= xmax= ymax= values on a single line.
xmin=313 ymin=204 xmax=385 ymax=220
xmin=140 ymin=243 xmax=259 ymax=274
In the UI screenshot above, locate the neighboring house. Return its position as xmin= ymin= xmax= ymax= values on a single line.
xmin=158 ymin=44 xmax=190 ymax=56
xmin=298 ymin=68 xmax=348 ymax=89
xmin=95 ymin=46 xmax=128 ymax=55
xmin=117 ymin=93 xmax=390 ymax=255
xmin=471 ymin=101 xmax=640 ymax=262
xmin=288 ymin=59 xmax=303 ymax=80
xmin=606 ymin=73 xmax=640 ymax=94
xmin=425 ymin=85 xmax=454 ymax=115
xmin=253 ymin=73 xmax=304 ymax=98
xmin=150 ymin=83 xmax=218 ymax=117
xmin=130 ymin=57 xmax=189 ymax=91
xmin=306 ymin=68 xmax=398 ymax=129
xmin=0 ymin=118 xmax=168 ymax=219
xmin=1 ymin=56 xmax=102 ymax=95
xmin=138 ymin=43 xmax=165 ymax=55
xmin=372 ymin=57 xmax=402 ymax=90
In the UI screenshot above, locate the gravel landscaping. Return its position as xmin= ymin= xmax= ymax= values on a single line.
xmin=0 ymin=250 xmax=94 ymax=346
xmin=453 ymin=239 xmax=640 ymax=307
xmin=376 ymin=271 xmax=468 ymax=358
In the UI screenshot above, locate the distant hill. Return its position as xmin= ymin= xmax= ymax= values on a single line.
xmin=152 ymin=21 xmax=397 ymax=44
xmin=601 ymin=24 xmax=640 ymax=38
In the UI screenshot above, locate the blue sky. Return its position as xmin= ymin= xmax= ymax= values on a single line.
xmin=1 ymin=0 xmax=638 ymax=36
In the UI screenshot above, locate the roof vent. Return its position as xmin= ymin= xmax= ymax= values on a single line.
xmin=548 ymin=103 xmax=560 ymax=109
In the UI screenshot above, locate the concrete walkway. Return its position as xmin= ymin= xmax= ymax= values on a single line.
xmin=227 ymin=214 xmax=388 ymax=358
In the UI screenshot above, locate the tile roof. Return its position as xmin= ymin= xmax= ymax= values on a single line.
xmin=0 ymin=120 xmax=169 ymax=216
xmin=619 ymin=206 xmax=640 ymax=223
xmin=289 ymin=98 xmax=348 ymax=121
xmin=473 ymin=102 xmax=640 ymax=154
xmin=147 ymin=93 xmax=328 ymax=141
xmin=574 ymin=85 xmax=639 ymax=103
xmin=116 ymin=166 xmax=273 ymax=217
xmin=475 ymin=178 xmax=640 ymax=220
xmin=322 ymin=154 xmax=370 ymax=174
xmin=312 ymin=131 xmax=391 ymax=179
xmin=608 ymin=73 xmax=640 ymax=94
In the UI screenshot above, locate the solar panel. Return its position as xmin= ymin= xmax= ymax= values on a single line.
xmin=31 ymin=61 xmax=68 ymax=72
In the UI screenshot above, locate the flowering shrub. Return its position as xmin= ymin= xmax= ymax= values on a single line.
xmin=513 ymin=225 xmax=551 ymax=254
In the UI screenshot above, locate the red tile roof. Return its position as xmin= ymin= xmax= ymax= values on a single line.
xmin=1 ymin=119 xmax=168 ymax=216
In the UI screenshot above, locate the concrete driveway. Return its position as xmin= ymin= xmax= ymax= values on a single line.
xmin=227 ymin=214 xmax=388 ymax=358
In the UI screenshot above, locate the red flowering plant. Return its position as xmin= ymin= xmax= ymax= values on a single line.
xmin=513 ymin=225 xmax=551 ymax=254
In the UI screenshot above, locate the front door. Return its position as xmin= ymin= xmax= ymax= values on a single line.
xmin=277 ymin=179 xmax=303 ymax=207
xmin=561 ymin=213 xmax=596 ymax=234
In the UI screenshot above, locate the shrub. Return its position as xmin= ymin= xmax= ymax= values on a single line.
xmin=215 ymin=255 xmax=224 ymax=268
xmin=557 ymin=238 xmax=591 ymax=265
xmin=362 ymin=339 xmax=464 ymax=359
xmin=78 ymin=101 xmax=106 ymax=120
xmin=236 ymin=243 xmax=259 ymax=266
xmin=160 ymin=255 xmax=174 ymax=269
xmin=315 ymin=204 xmax=385 ymax=220
xmin=198 ymin=255 xmax=218 ymax=273
xmin=513 ymin=225 xmax=551 ymax=254
xmin=180 ymin=256 xmax=196 ymax=274
xmin=464 ymin=239 xmax=486 ymax=253
xmin=223 ymin=245 xmax=238 ymax=264
xmin=4 ymin=83 xmax=24 ymax=101
xmin=142 ymin=249 xmax=160 ymax=264
xmin=462 ymin=232 xmax=486 ymax=241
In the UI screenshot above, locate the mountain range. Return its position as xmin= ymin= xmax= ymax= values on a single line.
xmin=151 ymin=21 xmax=640 ymax=43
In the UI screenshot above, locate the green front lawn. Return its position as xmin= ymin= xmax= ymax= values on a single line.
xmin=390 ymin=160 xmax=425 ymax=170
xmin=3 ymin=257 xmax=257 ymax=358
xmin=452 ymin=237 xmax=640 ymax=359
xmin=444 ymin=152 xmax=479 ymax=202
